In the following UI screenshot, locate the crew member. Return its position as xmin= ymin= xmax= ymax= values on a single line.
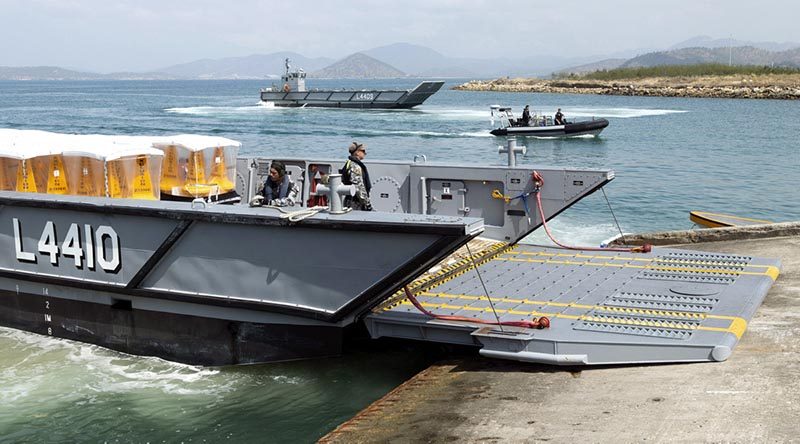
xmin=343 ymin=141 xmax=372 ymax=211
xmin=554 ymin=108 xmax=566 ymax=125
xmin=262 ymin=160 xmax=299 ymax=206
xmin=521 ymin=105 xmax=532 ymax=126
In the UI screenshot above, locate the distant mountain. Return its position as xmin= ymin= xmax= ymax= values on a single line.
xmin=311 ymin=53 xmax=406 ymax=78
xmin=670 ymin=36 xmax=800 ymax=52
xmin=0 ymin=66 xmax=102 ymax=80
xmin=360 ymin=42 xmax=602 ymax=78
xmin=0 ymin=66 xmax=177 ymax=80
xmin=156 ymin=52 xmax=334 ymax=79
xmin=622 ymin=46 xmax=800 ymax=68
xmin=6 ymin=36 xmax=800 ymax=81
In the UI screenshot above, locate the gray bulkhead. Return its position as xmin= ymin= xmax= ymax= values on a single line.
xmin=237 ymin=157 xmax=614 ymax=245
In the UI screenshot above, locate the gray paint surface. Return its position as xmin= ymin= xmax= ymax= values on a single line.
xmin=366 ymin=244 xmax=781 ymax=365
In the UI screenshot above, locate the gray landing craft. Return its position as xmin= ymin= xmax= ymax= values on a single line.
xmin=490 ymin=105 xmax=609 ymax=137
xmin=0 ymin=132 xmax=780 ymax=366
xmin=259 ymin=58 xmax=444 ymax=109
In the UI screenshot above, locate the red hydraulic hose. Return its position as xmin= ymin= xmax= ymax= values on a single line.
xmin=532 ymin=171 xmax=651 ymax=253
xmin=404 ymin=286 xmax=549 ymax=329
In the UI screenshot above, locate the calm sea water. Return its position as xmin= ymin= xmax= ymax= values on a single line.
xmin=1 ymin=79 xmax=798 ymax=441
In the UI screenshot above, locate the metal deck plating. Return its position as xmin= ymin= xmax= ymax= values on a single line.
xmin=365 ymin=243 xmax=781 ymax=365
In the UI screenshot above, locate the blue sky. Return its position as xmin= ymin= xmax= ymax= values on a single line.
xmin=1 ymin=0 xmax=797 ymax=72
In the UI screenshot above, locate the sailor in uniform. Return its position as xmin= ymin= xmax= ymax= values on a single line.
xmin=261 ymin=160 xmax=299 ymax=206
xmin=343 ymin=142 xmax=372 ymax=211
xmin=555 ymin=108 xmax=566 ymax=125
xmin=521 ymin=105 xmax=532 ymax=126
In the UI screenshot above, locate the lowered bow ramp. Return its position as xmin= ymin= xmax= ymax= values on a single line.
xmin=365 ymin=244 xmax=780 ymax=365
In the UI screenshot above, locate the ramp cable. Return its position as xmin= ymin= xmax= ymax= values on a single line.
xmin=601 ymin=187 xmax=627 ymax=245
xmin=493 ymin=171 xmax=651 ymax=253
xmin=531 ymin=172 xmax=651 ymax=253
xmin=466 ymin=242 xmax=505 ymax=331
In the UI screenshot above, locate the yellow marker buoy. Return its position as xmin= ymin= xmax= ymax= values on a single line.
xmin=107 ymin=159 xmax=126 ymax=198
xmin=184 ymin=150 xmax=215 ymax=196
xmin=132 ymin=155 xmax=157 ymax=200
xmin=208 ymin=146 xmax=235 ymax=192
xmin=74 ymin=156 xmax=103 ymax=196
xmin=16 ymin=159 xmax=38 ymax=193
xmin=159 ymin=145 xmax=182 ymax=194
xmin=46 ymin=154 xmax=70 ymax=194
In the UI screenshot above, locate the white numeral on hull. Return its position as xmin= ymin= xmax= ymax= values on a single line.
xmin=13 ymin=218 xmax=120 ymax=272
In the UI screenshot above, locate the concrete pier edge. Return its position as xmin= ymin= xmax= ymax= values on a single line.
xmin=608 ymin=221 xmax=800 ymax=246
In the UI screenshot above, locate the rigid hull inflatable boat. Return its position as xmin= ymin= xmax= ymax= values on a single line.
xmin=259 ymin=59 xmax=444 ymax=109
xmin=490 ymin=105 xmax=609 ymax=137
xmin=0 ymin=130 xmax=780 ymax=366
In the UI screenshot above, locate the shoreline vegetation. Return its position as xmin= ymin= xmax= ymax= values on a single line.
xmin=454 ymin=64 xmax=800 ymax=99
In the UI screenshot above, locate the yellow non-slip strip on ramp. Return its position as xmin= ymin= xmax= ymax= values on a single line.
xmin=366 ymin=244 xmax=780 ymax=365
xmin=390 ymin=291 xmax=748 ymax=339
xmin=374 ymin=238 xmax=510 ymax=312
xmin=496 ymin=249 xmax=779 ymax=281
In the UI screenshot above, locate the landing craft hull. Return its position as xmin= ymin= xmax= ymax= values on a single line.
xmin=491 ymin=118 xmax=609 ymax=137
xmin=0 ymin=288 xmax=343 ymax=365
xmin=0 ymin=192 xmax=482 ymax=364
xmin=5 ymin=142 xmax=675 ymax=366
xmin=259 ymin=81 xmax=445 ymax=109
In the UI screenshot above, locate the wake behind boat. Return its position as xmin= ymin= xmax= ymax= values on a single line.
xmin=260 ymin=58 xmax=444 ymax=109
xmin=490 ymin=105 xmax=609 ymax=137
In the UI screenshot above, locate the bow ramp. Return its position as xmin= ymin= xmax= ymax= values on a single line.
xmin=365 ymin=243 xmax=781 ymax=366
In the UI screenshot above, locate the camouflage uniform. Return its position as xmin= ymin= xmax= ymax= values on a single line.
xmin=345 ymin=159 xmax=372 ymax=211
xmin=263 ymin=175 xmax=300 ymax=207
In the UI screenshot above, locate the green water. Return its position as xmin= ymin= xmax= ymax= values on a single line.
xmin=0 ymin=327 xmax=434 ymax=442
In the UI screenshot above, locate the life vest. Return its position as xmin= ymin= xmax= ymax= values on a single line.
xmin=339 ymin=160 xmax=352 ymax=185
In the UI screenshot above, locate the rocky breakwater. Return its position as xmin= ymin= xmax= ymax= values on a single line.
xmin=454 ymin=75 xmax=800 ymax=99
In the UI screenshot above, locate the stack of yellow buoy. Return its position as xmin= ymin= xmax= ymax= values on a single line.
xmin=103 ymin=139 xmax=166 ymax=200
xmin=152 ymin=135 xmax=240 ymax=199
xmin=0 ymin=129 xmax=241 ymax=201
xmin=0 ymin=130 xmax=165 ymax=200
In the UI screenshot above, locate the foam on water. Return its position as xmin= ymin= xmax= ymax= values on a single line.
xmin=521 ymin=216 xmax=626 ymax=248
xmin=165 ymin=104 xmax=279 ymax=115
xmin=567 ymin=107 xmax=688 ymax=118
xmin=352 ymin=128 xmax=493 ymax=138
xmin=0 ymin=327 xmax=238 ymax=402
xmin=419 ymin=107 xmax=493 ymax=120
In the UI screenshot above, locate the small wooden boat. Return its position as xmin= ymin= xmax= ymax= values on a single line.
xmin=689 ymin=211 xmax=773 ymax=228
